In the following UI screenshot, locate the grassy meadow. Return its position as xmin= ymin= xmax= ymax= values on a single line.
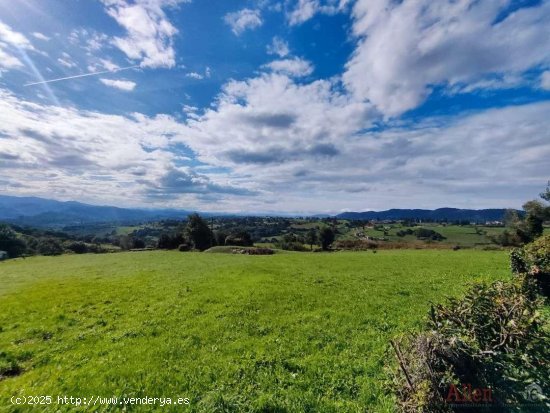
xmin=0 ymin=250 xmax=510 ymax=412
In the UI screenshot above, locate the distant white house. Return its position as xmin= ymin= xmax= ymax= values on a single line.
xmin=0 ymin=251 xmax=8 ymax=261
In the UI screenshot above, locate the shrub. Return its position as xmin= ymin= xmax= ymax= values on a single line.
xmin=279 ymin=241 xmax=308 ymax=251
xmin=246 ymin=248 xmax=274 ymax=255
xmin=157 ymin=233 xmax=186 ymax=250
xmin=390 ymin=280 xmax=549 ymax=412
xmin=66 ymin=241 xmax=88 ymax=254
xmin=38 ymin=238 xmax=63 ymax=256
xmin=511 ymin=234 xmax=550 ymax=296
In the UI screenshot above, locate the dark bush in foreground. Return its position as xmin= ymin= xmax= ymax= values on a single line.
xmin=390 ymin=280 xmax=549 ymax=412
xmin=510 ymin=234 xmax=550 ymax=296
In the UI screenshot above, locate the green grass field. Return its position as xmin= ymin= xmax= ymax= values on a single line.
xmin=0 ymin=250 xmax=510 ymax=412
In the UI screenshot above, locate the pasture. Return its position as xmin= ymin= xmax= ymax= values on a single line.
xmin=0 ymin=250 xmax=510 ymax=412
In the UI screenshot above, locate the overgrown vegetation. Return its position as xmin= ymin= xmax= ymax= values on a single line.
xmin=391 ymin=222 xmax=550 ymax=412
xmin=492 ymin=183 xmax=550 ymax=247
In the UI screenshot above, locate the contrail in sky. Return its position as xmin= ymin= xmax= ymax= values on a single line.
xmin=24 ymin=65 xmax=139 ymax=87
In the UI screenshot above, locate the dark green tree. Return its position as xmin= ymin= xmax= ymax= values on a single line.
xmin=0 ymin=224 xmax=27 ymax=258
xmin=214 ymin=231 xmax=228 ymax=246
xmin=185 ymin=213 xmax=213 ymax=251
xmin=306 ymin=228 xmax=317 ymax=251
xmin=320 ymin=227 xmax=335 ymax=251
xmin=38 ymin=238 xmax=63 ymax=256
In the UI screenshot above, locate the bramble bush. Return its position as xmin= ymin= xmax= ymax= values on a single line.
xmin=390 ymin=235 xmax=550 ymax=412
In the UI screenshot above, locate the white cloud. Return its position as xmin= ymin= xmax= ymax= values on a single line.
xmin=0 ymin=88 xmax=250 ymax=207
xmin=0 ymin=21 xmax=34 ymax=70
xmin=165 ymin=71 xmax=549 ymax=211
xmin=69 ymin=28 xmax=109 ymax=52
xmin=224 ymin=8 xmax=263 ymax=35
xmin=344 ymin=0 xmax=550 ymax=116
xmin=541 ymin=71 xmax=550 ymax=91
xmin=0 ymin=48 xmax=23 ymax=70
xmin=99 ymin=78 xmax=137 ymax=91
xmin=286 ymin=0 xmax=347 ymax=26
xmin=264 ymin=57 xmax=314 ymax=77
xmin=186 ymin=72 xmax=203 ymax=80
xmin=57 ymin=52 xmax=78 ymax=69
xmin=287 ymin=0 xmax=318 ymax=25
xmin=266 ymin=36 xmax=290 ymax=58
xmin=98 ymin=58 xmax=120 ymax=71
xmin=101 ymin=0 xmax=188 ymax=68
xmin=32 ymin=32 xmax=50 ymax=41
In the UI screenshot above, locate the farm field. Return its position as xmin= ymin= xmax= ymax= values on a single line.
xmin=0 ymin=250 xmax=510 ymax=412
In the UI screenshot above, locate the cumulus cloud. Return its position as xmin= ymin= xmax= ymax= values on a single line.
xmin=266 ymin=36 xmax=290 ymax=58
xmin=264 ymin=57 xmax=314 ymax=77
xmin=224 ymin=8 xmax=263 ymax=35
xmin=0 ymin=21 xmax=35 ymax=70
xmin=287 ymin=0 xmax=347 ymax=25
xmin=165 ymin=70 xmax=549 ymax=211
xmin=101 ymin=0 xmax=188 ymax=68
xmin=99 ymin=78 xmax=137 ymax=91
xmin=174 ymin=73 xmax=373 ymax=171
xmin=344 ymin=0 xmax=550 ymax=116
xmin=0 ymin=88 xmax=252 ymax=208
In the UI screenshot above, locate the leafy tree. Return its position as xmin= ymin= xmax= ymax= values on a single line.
xmin=118 ymin=235 xmax=133 ymax=250
xmin=214 ymin=231 xmax=228 ymax=246
xmin=185 ymin=213 xmax=213 ymax=251
xmin=66 ymin=241 xmax=88 ymax=254
xmin=540 ymin=181 xmax=550 ymax=202
xmin=493 ymin=184 xmax=550 ymax=246
xmin=503 ymin=209 xmax=520 ymax=228
xmin=132 ymin=238 xmax=146 ymax=249
xmin=320 ymin=227 xmax=335 ymax=251
xmin=38 ymin=238 xmax=63 ymax=256
xmin=157 ymin=233 xmax=185 ymax=249
xmin=306 ymin=228 xmax=317 ymax=251
xmin=0 ymin=224 xmax=27 ymax=258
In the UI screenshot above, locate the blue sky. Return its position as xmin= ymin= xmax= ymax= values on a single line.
xmin=0 ymin=0 xmax=549 ymax=214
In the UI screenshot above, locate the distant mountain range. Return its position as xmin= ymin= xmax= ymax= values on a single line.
xmin=0 ymin=195 xmax=192 ymax=227
xmin=336 ymin=208 xmax=515 ymax=222
xmin=0 ymin=195 xmax=516 ymax=228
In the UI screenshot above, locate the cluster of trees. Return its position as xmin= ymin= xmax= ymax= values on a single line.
xmin=396 ymin=228 xmax=446 ymax=241
xmin=157 ymin=214 xmax=254 ymax=252
xmin=492 ymin=184 xmax=550 ymax=246
xmin=276 ymin=227 xmax=335 ymax=251
xmin=0 ymin=224 xmax=112 ymax=258
xmin=0 ymin=224 xmax=69 ymax=257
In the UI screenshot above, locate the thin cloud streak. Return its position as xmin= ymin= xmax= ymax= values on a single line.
xmin=24 ymin=65 xmax=139 ymax=87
